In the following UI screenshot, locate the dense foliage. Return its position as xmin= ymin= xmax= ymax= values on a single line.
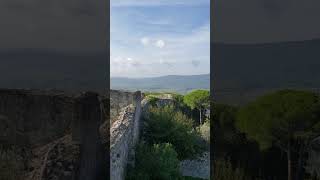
xmin=213 ymin=90 xmax=320 ymax=180
xmin=128 ymin=92 xmax=210 ymax=180
xmin=236 ymin=90 xmax=320 ymax=180
xmin=213 ymin=103 xmax=287 ymax=179
xmin=146 ymin=96 xmax=159 ymax=107
xmin=144 ymin=106 xmax=204 ymax=159
xmin=184 ymin=90 xmax=210 ymax=110
xmin=237 ymin=90 xmax=320 ymax=150
xmin=184 ymin=90 xmax=210 ymax=124
xmin=126 ymin=142 xmax=180 ymax=180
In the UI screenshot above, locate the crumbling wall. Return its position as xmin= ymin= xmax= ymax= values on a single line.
xmin=0 ymin=89 xmax=74 ymax=147
xmin=0 ymin=89 xmax=110 ymax=180
xmin=110 ymin=91 xmax=142 ymax=180
xmin=73 ymin=92 xmax=108 ymax=180
xmin=0 ymin=89 xmax=143 ymax=180
xmin=110 ymin=90 xmax=137 ymax=124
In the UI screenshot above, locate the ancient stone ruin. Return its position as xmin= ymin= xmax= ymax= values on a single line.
xmin=110 ymin=90 xmax=142 ymax=180
xmin=1 ymin=89 xmax=319 ymax=180
xmin=0 ymin=89 xmax=143 ymax=180
xmin=0 ymin=89 xmax=109 ymax=180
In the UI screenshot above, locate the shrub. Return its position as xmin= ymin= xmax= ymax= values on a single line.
xmin=199 ymin=120 xmax=210 ymax=143
xmin=144 ymin=106 xmax=203 ymax=159
xmin=146 ymin=96 xmax=159 ymax=107
xmin=126 ymin=143 xmax=180 ymax=180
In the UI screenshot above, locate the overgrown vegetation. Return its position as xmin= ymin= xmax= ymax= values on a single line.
xmin=146 ymin=96 xmax=159 ymax=107
xmin=184 ymin=90 xmax=210 ymax=125
xmin=128 ymin=91 xmax=210 ymax=180
xmin=144 ymin=106 xmax=204 ymax=159
xmin=213 ymin=90 xmax=320 ymax=180
xmin=126 ymin=143 xmax=180 ymax=180
xmin=199 ymin=119 xmax=210 ymax=143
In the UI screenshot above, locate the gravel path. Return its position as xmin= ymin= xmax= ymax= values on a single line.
xmin=180 ymin=152 xmax=210 ymax=179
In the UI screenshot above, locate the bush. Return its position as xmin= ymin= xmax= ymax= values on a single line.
xmin=199 ymin=120 xmax=210 ymax=143
xmin=144 ymin=106 xmax=203 ymax=159
xmin=146 ymin=96 xmax=159 ymax=107
xmin=126 ymin=143 xmax=180 ymax=180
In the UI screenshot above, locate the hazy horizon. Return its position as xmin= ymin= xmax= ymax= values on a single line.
xmin=111 ymin=73 xmax=209 ymax=79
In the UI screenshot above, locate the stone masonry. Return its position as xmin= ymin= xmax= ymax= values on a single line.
xmin=110 ymin=91 xmax=142 ymax=180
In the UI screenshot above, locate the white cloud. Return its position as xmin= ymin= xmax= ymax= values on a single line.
xmin=191 ymin=60 xmax=201 ymax=67
xmin=111 ymin=22 xmax=210 ymax=77
xmin=159 ymin=59 xmax=173 ymax=67
xmin=110 ymin=4 xmax=210 ymax=77
xmin=140 ymin=37 xmax=150 ymax=46
xmin=155 ymin=39 xmax=165 ymax=48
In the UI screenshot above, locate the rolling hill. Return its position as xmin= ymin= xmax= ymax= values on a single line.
xmin=0 ymin=49 xmax=107 ymax=93
xmin=111 ymin=74 xmax=210 ymax=93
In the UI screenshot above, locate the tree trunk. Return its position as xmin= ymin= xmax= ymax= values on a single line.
xmin=288 ymin=144 xmax=292 ymax=180
xmin=199 ymin=107 xmax=202 ymax=125
xmin=296 ymin=145 xmax=304 ymax=180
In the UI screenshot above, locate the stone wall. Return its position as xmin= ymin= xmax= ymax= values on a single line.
xmin=0 ymin=89 xmax=142 ymax=180
xmin=110 ymin=90 xmax=137 ymax=124
xmin=0 ymin=89 xmax=110 ymax=180
xmin=110 ymin=91 xmax=142 ymax=180
xmin=0 ymin=89 xmax=74 ymax=147
xmin=73 ymin=92 xmax=108 ymax=180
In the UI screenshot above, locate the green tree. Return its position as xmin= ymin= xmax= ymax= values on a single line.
xmin=144 ymin=106 xmax=203 ymax=159
xmin=213 ymin=104 xmax=244 ymax=156
xmin=236 ymin=90 xmax=320 ymax=180
xmin=184 ymin=90 xmax=210 ymax=124
xmin=126 ymin=143 xmax=180 ymax=180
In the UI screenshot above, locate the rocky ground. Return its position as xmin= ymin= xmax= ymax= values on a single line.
xmin=25 ymin=135 xmax=80 ymax=180
xmin=180 ymin=152 xmax=210 ymax=179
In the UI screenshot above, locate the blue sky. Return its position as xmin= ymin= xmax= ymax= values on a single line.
xmin=111 ymin=0 xmax=210 ymax=78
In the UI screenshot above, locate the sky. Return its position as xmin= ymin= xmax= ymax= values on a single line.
xmin=214 ymin=0 xmax=320 ymax=43
xmin=0 ymin=0 xmax=107 ymax=52
xmin=110 ymin=0 xmax=210 ymax=78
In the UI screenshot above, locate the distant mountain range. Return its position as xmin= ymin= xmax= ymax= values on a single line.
xmin=111 ymin=74 xmax=210 ymax=93
xmin=1 ymin=38 xmax=319 ymax=101
xmin=0 ymin=49 xmax=107 ymax=93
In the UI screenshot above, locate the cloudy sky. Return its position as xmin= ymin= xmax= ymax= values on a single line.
xmin=0 ymin=0 xmax=107 ymax=52
xmin=214 ymin=0 xmax=320 ymax=43
xmin=110 ymin=0 xmax=210 ymax=78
